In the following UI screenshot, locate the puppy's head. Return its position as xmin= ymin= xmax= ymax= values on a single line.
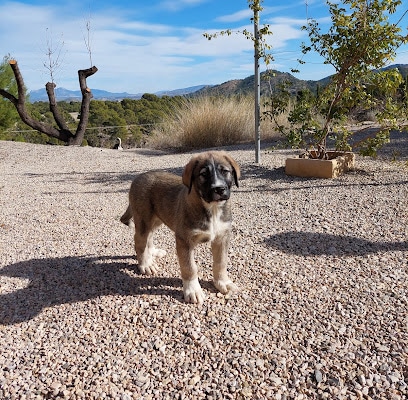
xmin=182 ymin=151 xmax=240 ymax=204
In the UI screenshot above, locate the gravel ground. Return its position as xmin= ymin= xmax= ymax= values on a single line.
xmin=0 ymin=139 xmax=407 ymax=400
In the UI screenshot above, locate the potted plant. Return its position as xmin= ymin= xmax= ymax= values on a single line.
xmin=269 ymin=0 xmax=407 ymax=178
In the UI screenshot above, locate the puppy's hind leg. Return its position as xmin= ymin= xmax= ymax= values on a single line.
xmin=134 ymin=229 xmax=158 ymax=275
xmin=151 ymin=246 xmax=167 ymax=258
xmin=146 ymin=219 xmax=167 ymax=259
xmin=134 ymin=218 xmax=164 ymax=275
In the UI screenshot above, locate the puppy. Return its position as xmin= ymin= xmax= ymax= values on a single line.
xmin=120 ymin=151 xmax=240 ymax=304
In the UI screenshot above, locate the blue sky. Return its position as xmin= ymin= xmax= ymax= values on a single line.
xmin=1 ymin=0 xmax=407 ymax=94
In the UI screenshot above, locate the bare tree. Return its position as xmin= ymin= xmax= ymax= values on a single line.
xmin=0 ymin=60 xmax=97 ymax=145
xmin=1 ymin=22 xmax=98 ymax=146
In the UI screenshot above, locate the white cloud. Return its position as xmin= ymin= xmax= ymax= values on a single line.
xmin=215 ymin=9 xmax=252 ymax=23
xmin=267 ymin=23 xmax=305 ymax=49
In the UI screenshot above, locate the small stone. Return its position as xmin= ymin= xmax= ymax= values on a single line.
xmin=241 ymin=387 xmax=253 ymax=397
xmin=338 ymin=326 xmax=347 ymax=335
xmin=189 ymin=375 xmax=200 ymax=386
xmin=388 ymin=374 xmax=400 ymax=383
xmin=315 ymin=370 xmax=323 ymax=383
xmin=376 ymin=344 xmax=390 ymax=352
xmin=154 ymin=339 xmax=164 ymax=350
xmin=270 ymin=376 xmax=283 ymax=385
xmin=189 ymin=330 xmax=201 ymax=341
xmin=135 ymin=374 xmax=149 ymax=386
xmin=50 ymin=382 xmax=61 ymax=390
xmin=357 ymin=374 xmax=366 ymax=385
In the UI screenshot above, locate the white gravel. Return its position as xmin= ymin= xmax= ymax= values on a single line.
xmin=0 ymin=140 xmax=407 ymax=399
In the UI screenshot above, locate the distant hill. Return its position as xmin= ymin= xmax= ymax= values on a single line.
xmin=29 ymin=64 xmax=407 ymax=102
xmin=154 ymin=85 xmax=210 ymax=97
xmin=196 ymin=64 xmax=408 ymax=97
xmin=195 ymin=70 xmax=325 ymax=97
xmin=28 ymin=84 xmax=210 ymax=102
xmin=382 ymin=64 xmax=408 ymax=78
xmin=29 ymin=87 xmax=140 ymax=102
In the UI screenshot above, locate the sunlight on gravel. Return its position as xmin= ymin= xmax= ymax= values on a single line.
xmin=0 ymin=140 xmax=407 ymax=399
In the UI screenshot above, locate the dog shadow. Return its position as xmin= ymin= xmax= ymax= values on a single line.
xmin=0 ymin=255 xmax=213 ymax=325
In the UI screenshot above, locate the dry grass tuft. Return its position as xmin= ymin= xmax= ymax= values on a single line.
xmin=148 ymin=96 xmax=283 ymax=150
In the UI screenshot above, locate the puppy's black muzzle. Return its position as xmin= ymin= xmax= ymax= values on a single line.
xmin=210 ymin=184 xmax=230 ymax=202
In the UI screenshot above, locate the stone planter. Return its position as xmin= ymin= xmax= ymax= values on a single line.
xmin=285 ymin=151 xmax=355 ymax=178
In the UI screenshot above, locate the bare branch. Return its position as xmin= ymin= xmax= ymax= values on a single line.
xmin=43 ymin=28 xmax=66 ymax=84
xmin=75 ymin=66 xmax=98 ymax=145
xmin=45 ymin=82 xmax=70 ymax=131
xmin=83 ymin=19 xmax=93 ymax=67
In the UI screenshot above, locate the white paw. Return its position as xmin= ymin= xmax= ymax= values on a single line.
xmin=183 ymin=278 xmax=205 ymax=304
xmin=213 ymin=279 xmax=238 ymax=295
xmin=138 ymin=263 xmax=158 ymax=276
xmin=152 ymin=248 xmax=167 ymax=258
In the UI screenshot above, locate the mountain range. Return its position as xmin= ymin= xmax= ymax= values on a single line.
xmin=28 ymin=64 xmax=408 ymax=102
xmin=196 ymin=64 xmax=408 ymax=97
xmin=28 ymin=85 xmax=209 ymax=102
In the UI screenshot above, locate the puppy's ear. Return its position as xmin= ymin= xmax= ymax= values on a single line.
xmin=182 ymin=157 xmax=199 ymax=193
xmin=223 ymin=154 xmax=241 ymax=188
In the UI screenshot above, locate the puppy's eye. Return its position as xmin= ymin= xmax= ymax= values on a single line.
xmin=219 ymin=168 xmax=231 ymax=176
xmin=199 ymin=168 xmax=209 ymax=178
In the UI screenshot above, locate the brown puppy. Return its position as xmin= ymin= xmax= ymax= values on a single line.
xmin=120 ymin=151 xmax=240 ymax=304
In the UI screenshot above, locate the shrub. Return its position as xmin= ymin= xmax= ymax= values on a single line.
xmin=149 ymin=95 xmax=281 ymax=150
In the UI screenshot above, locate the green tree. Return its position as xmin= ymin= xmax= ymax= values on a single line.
xmin=300 ymin=0 xmax=408 ymax=157
xmin=86 ymin=101 xmax=126 ymax=147
xmin=0 ymin=55 xmax=19 ymax=135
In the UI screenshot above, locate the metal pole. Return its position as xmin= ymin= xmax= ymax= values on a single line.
xmin=254 ymin=8 xmax=261 ymax=164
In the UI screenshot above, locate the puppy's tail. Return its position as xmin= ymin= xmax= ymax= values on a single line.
xmin=120 ymin=205 xmax=133 ymax=226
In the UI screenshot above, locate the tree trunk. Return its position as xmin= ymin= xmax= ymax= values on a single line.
xmin=0 ymin=60 xmax=98 ymax=145
xmin=71 ymin=67 xmax=98 ymax=146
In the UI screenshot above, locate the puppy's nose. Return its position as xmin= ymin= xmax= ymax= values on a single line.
xmin=213 ymin=186 xmax=227 ymax=195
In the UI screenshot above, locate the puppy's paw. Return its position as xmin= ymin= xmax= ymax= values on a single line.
xmin=152 ymin=248 xmax=167 ymax=258
xmin=138 ymin=263 xmax=158 ymax=276
xmin=213 ymin=279 xmax=238 ymax=295
xmin=183 ymin=278 xmax=205 ymax=304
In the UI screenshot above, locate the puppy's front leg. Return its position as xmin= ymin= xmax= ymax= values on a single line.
xmin=176 ymin=237 xmax=205 ymax=304
xmin=211 ymin=234 xmax=238 ymax=295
